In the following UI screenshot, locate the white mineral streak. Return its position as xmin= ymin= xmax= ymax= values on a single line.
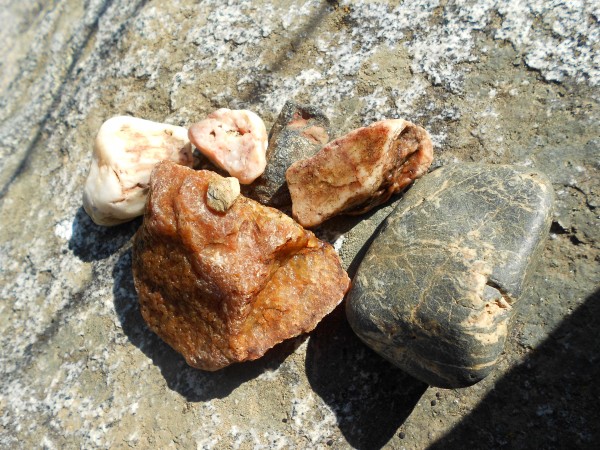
xmin=82 ymin=116 xmax=193 ymax=226
xmin=188 ymin=109 xmax=268 ymax=184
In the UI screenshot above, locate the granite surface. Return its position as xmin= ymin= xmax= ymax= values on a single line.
xmin=1 ymin=1 xmax=599 ymax=449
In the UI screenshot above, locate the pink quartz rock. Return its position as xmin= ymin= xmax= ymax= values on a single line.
xmin=188 ymin=108 xmax=268 ymax=184
xmin=286 ymin=119 xmax=434 ymax=228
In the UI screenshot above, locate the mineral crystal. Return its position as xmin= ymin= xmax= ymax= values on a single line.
xmin=188 ymin=108 xmax=268 ymax=184
xmin=286 ymin=119 xmax=433 ymax=228
xmin=132 ymin=161 xmax=350 ymax=371
xmin=82 ymin=116 xmax=193 ymax=226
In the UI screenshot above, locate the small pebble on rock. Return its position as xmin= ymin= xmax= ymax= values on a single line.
xmin=206 ymin=176 xmax=240 ymax=212
xmin=347 ymin=163 xmax=554 ymax=388
xmin=286 ymin=119 xmax=433 ymax=228
xmin=82 ymin=116 xmax=193 ymax=226
xmin=188 ymin=108 xmax=268 ymax=184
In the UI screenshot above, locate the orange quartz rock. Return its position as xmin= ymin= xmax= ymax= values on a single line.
xmin=132 ymin=160 xmax=350 ymax=370
xmin=286 ymin=119 xmax=433 ymax=228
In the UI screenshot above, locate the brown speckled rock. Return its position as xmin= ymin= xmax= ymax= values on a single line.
xmin=346 ymin=164 xmax=554 ymax=388
xmin=132 ymin=160 xmax=349 ymax=371
xmin=286 ymin=119 xmax=433 ymax=228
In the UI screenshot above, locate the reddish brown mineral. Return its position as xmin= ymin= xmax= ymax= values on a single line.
xmin=132 ymin=160 xmax=350 ymax=370
xmin=286 ymin=119 xmax=433 ymax=228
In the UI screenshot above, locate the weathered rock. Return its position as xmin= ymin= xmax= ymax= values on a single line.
xmin=132 ymin=160 xmax=350 ymax=371
xmin=286 ymin=119 xmax=433 ymax=228
xmin=188 ymin=108 xmax=268 ymax=184
xmin=346 ymin=164 xmax=554 ymax=388
xmin=206 ymin=176 xmax=240 ymax=212
xmin=246 ymin=101 xmax=331 ymax=207
xmin=82 ymin=116 xmax=193 ymax=226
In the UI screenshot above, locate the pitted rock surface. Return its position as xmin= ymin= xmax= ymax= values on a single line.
xmin=133 ymin=161 xmax=349 ymax=371
xmin=188 ymin=108 xmax=268 ymax=184
xmin=246 ymin=101 xmax=331 ymax=208
xmin=347 ymin=164 xmax=554 ymax=388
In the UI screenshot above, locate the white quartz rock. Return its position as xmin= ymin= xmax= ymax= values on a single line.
xmin=188 ymin=108 xmax=268 ymax=184
xmin=83 ymin=116 xmax=193 ymax=226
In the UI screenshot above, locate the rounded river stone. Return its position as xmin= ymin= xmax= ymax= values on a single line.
xmin=346 ymin=163 xmax=554 ymax=388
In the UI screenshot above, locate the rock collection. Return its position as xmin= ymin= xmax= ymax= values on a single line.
xmin=132 ymin=161 xmax=349 ymax=370
xmin=346 ymin=164 xmax=554 ymax=388
xmin=83 ymin=116 xmax=193 ymax=226
xmin=83 ymin=104 xmax=552 ymax=385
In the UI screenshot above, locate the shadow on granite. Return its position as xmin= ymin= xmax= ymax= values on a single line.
xmin=431 ymin=287 xmax=600 ymax=449
xmin=0 ymin=0 xmax=149 ymax=200
xmin=315 ymin=197 xmax=400 ymax=278
xmin=306 ymin=305 xmax=428 ymax=450
xmin=68 ymin=207 xmax=141 ymax=262
xmin=112 ymin=248 xmax=299 ymax=401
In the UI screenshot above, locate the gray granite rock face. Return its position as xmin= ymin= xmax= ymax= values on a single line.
xmin=347 ymin=164 xmax=554 ymax=388
xmin=245 ymin=101 xmax=330 ymax=207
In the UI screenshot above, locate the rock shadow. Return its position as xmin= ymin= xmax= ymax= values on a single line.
xmin=68 ymin=207 xmax=140 ymax=262
xmin=112 ymin=248 xmax=299 ymax=402
xmin=306 ymin=304 xmax=428 ymax=450
xmin=430 ymin=288 xmax=600 ymax=449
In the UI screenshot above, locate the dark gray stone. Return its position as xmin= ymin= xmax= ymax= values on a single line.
xmin=346 ymin=163 xmax=555 ymax=388
xmin=245 ymin=101 xmax=331 ymax=207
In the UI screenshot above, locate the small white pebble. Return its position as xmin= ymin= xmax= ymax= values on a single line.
xmin=83 ymin=116 xmax=193 ymax=226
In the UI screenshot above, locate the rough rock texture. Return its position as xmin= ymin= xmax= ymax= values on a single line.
xmin=206 ymin=176 xmax=240 ymax=212
xmin=287 ymin=119 xmax=433 ymax=227
xmin=246 ymin=101 xmax=331 ymax=207
xmin=347 ymin=164 xmax=554 ymax=388
xmin=2 ymin=1 xmax=599 ymax=448
xmin=188 ymin=108 xmax=268 ymax=184
xmin=83 ymin=116 xmax=193 ymax=225
xmin=133 ymin=161 xmax=349 ymax=371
